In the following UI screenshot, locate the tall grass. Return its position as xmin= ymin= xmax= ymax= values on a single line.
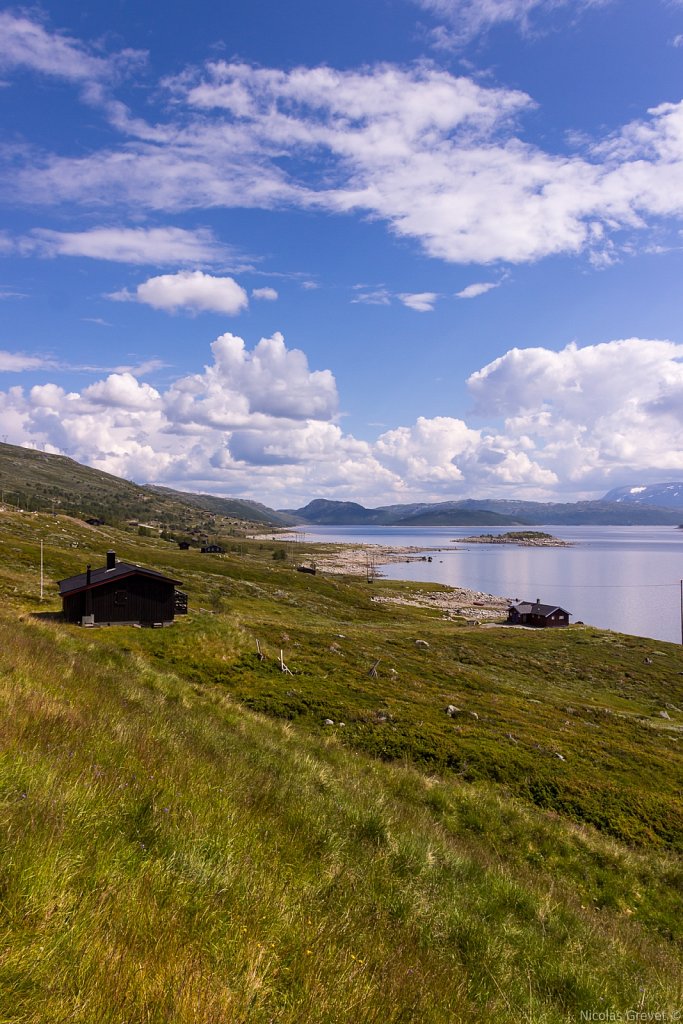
xmin=1 ymin=613 xmax=682 ymax=1022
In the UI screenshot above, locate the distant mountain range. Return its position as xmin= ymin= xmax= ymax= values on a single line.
xmin=2 ymin=441 xmax=682 ymax=527
xmin=283 ymin=494 xmax=683 ymax=526
xmin=602 ymin=483 xmax=683 ymax=509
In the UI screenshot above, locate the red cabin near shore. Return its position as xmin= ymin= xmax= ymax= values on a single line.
xmin=507 ymin=599 xmax=571 ymax=628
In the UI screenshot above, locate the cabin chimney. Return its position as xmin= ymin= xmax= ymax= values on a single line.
xmin=86 ymin=564 xmax=91 ymax=585
xmin=106 ymin=550 xmax=116 ymax=571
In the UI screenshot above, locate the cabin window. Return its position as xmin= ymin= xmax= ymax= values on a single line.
xmin=114 ymin=590 xmax=128 ymax=606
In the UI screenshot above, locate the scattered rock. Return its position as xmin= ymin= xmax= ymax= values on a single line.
xmin=468 ymin=711 xmax=479 ymax=721
xmin=658 ymin=710 xmax=671 ymax=720
xmin=554 ymin=752 xmax=566 ymax=761
xmin=506 ymin=733 xmax=518 ymax=744
xmin=644 ymin=657 xmax=653 ymax=665
xmin=323 ymin=719 xmax=334 ymax=726
xmin=338 ymin=722 xmax=345 ymax=728
xmin=445 ymin=705 xmax=461 ymax=717
xmin=415 ymin=639 xmax=430 ymax=649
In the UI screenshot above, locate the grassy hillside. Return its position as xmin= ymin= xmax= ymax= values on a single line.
xmin=1 ymin=509 xmax=682 ymax=1021
xmin=148 ymin=484 xmax=297 ymax=525
xmin=0 ymin=441 xmax=286 ymax=527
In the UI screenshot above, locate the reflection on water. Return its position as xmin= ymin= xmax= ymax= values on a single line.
xmin=297 ymin=525 xmax=683 ymax=645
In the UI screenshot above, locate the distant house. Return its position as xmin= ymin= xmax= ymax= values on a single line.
xmin=85 ymin=517 xmax=105 ymax=526
xmin=58 ymin=550 xmax=187 ymax=627
xmin=507 ymin=599 xmax=571 ymax=628
xmin=177 ymin=541 xmax=191 ymax=550
xmin=200 ymin=544 xmax=223 ymax=553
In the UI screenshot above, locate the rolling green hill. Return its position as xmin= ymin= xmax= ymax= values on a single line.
xmin=0 ymin=507 xmax=681 ymax=1021
xmin=0 ymin=441 xmax=288 ymax=528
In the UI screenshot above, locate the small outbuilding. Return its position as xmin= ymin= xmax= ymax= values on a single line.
xmin=177 ymin=541 xmax=191 ymax=550
xmin=200 ymin=544 xmax=224 ymax=554
xmin=58 ymin=550 xmax=187 ymax=627
xmin=507 ymin=598 xmax=571 ymax=628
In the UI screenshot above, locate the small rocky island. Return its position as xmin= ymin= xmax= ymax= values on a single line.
xmin=455 ymin=531 xmax=572 ymax=547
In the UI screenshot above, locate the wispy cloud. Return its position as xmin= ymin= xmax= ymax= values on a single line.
xmin=23 ymin=226 xmax=229 ymax=266
xmin=0 ymin=10 xmax=144 ymax=83
xmin=413 ymin=0 xmax=612 ymax=47
xmin=399 ymin=292 xmax=438 ymax=312
xmin=0 ymin=350 xmax=55 ymax=372
xmin=456 ymin=281 xmax=500 ymax=299
xmin=351 ymin=288 xmax=392 ymax=306
xmin=6 ymin=14 xmax=683 ymax=273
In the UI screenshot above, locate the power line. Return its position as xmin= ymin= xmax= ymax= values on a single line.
xmin=418 ymin=573 xmax=681 ymax=591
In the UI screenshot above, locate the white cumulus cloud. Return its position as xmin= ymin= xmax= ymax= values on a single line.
xmin=83 ymin=373 xmax=161 ymax=410
xmin=2 ymin=333 xmax=683 ymax=505
xmin=252 ymin=286 xmax=278 ymax=301
xmin=110 ymin=270 xmax=249 ymax=315
xmin=468 ymin=338 xmax=683 ymax=488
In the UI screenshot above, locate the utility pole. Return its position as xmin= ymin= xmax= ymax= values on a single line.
xmin=40 ymin=539 xmax=44 ymax=601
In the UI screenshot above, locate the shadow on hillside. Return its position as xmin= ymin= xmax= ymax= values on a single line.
xmin=30 ymin=611 xmax=64 ymax=622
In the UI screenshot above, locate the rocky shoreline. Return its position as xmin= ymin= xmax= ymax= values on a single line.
xmin=311 ymin=544 xmax=447 ymax=574
xmin=311 ymin=544 xmax=511 ymax=621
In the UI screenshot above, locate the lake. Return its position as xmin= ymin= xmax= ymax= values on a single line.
xmin=295 ymin=525 xmax=683 ymax=645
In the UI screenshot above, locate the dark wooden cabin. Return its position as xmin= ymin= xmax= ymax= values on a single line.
xmin=507 ymin=599 xmax=570 ymax=628
xmin=177 ymin=541 xmax=191 ymax=550
xmin=58 ymin=550 xmax=186 ymax=627
xmin=200 ymin=544 xmax=223 ymax=553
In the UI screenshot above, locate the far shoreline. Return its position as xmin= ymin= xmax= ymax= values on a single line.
xmin=250 ymin=534 xmax=513 ymax=620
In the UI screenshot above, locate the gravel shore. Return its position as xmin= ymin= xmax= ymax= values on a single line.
xmin=312 ymin=544 xmax=511 ymax=621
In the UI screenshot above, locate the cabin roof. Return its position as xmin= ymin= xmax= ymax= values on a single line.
xmin=58 ymin=561 xmax=182 ymax=597
xmin=510 ymin=601 xmax=570 ymax=617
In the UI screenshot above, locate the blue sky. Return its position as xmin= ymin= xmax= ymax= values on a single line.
xmin=1 ymin=0 xmax=683 ymax=507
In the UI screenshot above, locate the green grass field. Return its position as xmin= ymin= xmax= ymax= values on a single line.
xmin=1 ymin=508 xmax=682 ymax=1021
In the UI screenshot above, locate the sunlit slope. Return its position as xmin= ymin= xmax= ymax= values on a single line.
xmin=0 ymin=509 xmax=681 ymax=1021
xmin=0 ymin=440 xmax=287 ymax=525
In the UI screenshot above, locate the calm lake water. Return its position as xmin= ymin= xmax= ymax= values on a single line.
xmin=295 ymin=525 xmax=683 ymax=645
